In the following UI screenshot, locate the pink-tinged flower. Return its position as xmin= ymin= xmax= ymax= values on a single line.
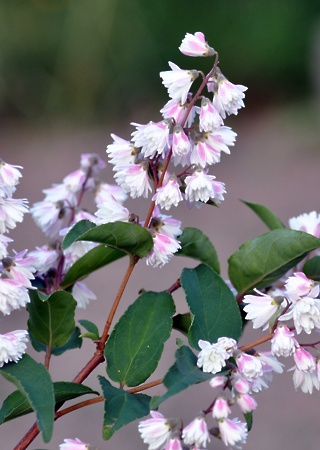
xmin=197 ymin=339 xmax=230 ymax=374
xmin=59 ymin=438 xmax=90 ymax=449
xmin=150 ymin=208 xmax=182 ymax=238
xmin=242 ymin=289 xmax=282 ymax=329
xmin=164 ymin=438 xmax=183 ymax=450
xmin=235 ymin=352 xmax=263 ymax=380
xmin=271 ymin=325 xmax=297 ymax=357
xmin=43 ymin=183 xmax=77 ymax=206
xmin=185 ymin=169 xmax=226 ymax=204
xmin=63 ymin=169 xmax=87 ymax=194
xmin=94 ymin=181 xmax=127 ymax=205
xmin=217 ymin=337 xmax=237 ymax=356
xmin=71 ymin=281 xmax=96 ymax=309
xmin=0 ymin=330 xmax=28 ymax=367
xmin=107 ymin=134 xmax=138 ymax=168
xmin=171 ymin=125 xmax=192 ymax=165
xmin=212 ymin=397 xmax=231 ymax=420
xmin=285 ymin=272 xmax=319 ymax=302
xmin=115 ymin=163 xmax=152 ymax=199
xmin=182 ymin=416 xmax=210 ymax=448
xmin=0 ymin=197 xmax=28 ymax=233
xmin=293 ymin=347 xmax=316 ymax=372
xmin=28 ymin=245 xmax=59 ymax=274
xmin=199 ymin=97 xmax=223 ymax=131
xmin=131 ymin=120 xmax=172 ymax=159
xmin=292 ymin=296 xmax=320 ymax=334
xmin=63 ymin=240 xmax=97 ymax=272
xmin=218 ymin=417 xmax=247 ymax=447
xmin=146 ymin=232 xmax=181 ymax=268
xmin=247 ymin=353 xmax=283 ymax=393
xmin=74 ymin=210 xmax=97 ymax=223
xmin=232 ymin=375 xmax=251 ymax=394
xmin=31 ymin=200 xmax=69 ymax=238
xmin=210 ymin=71 xmax=247 ymax=119
xmin=160 ymin=98 xmax=197 ymax=128
xmin=190 ymin=139 xmax=221 ymax=168
xmin=292 ymin=367 xmax=320 ymax=394
xmin=138 ymin=411 xmax=173 ymax=450
xmin=95 ymin=194 xmax=130 ymax=224
xmin=0 ymin=278 xmax=30 ymax=315
xmin=0 ymin=234 xmax=12 ymax=258
xmin=236 ymin=393 xmax=257 ymax=414
xmin=152 ymin=178 xmax=183 ymax=210
xmin=2 ymin=250 xmax=36 ymax=287
xmin=179 ymin=32 xmax=215 ymax=57
xmin=209 ymin=375 xmax=228 ymax=389
xmin=289 ymin=211 xmax=320 ymax=238
xmin=0 ymin=160 xmax=23 ymax=196
xmin=80 ymin=153 xmax=106 ymax=174
xmin=160 ymin=62 xmax=199 ymax=104
xmin=204 ymin=126 xmax=237 ymax=159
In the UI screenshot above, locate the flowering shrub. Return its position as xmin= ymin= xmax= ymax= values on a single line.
xmin=0 ymin=31 xmax=320 ymax=450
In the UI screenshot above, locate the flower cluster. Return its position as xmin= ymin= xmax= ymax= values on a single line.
xmin=0 ymin=160 xmax=32 ymax=367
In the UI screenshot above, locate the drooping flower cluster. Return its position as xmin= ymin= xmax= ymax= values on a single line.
xmin=103 ymin=30 xmax=246 ymax=268
xmin=0 ymin=160 xmax=32 ymax=367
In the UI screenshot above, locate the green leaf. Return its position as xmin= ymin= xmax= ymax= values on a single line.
xmin=180 ymin=264 xmax=242 ymax=349
xmin=105 ymin=291 xmax=175 ymax=387
xmin=78 ymin=319 xmax=100 ymax=340
xmin=228 ymin=229 xmax=320 ymax=296
xmin=27 ymin=290 xmax=77 ymax=348
xmin=177 ymin=227 xmax=220 ymax=273
xmin=30 ymin=327 xmax=82 ymax=355
xmin=303 ymin=256 xmax=320 ymax=281
xmin=244 ymin=411 xmax=253 ymax=431
xmin=61 ymin=245 xmax=125 ymax=288
xmin=65 ymin=221 xmax=153 ymax=258
xmin=99 ymin=376 xmax=150 ymax=440
xmin=172 ymin=313 xmax=192 ymax=336
xmin=0 ymin=354 xmax=54 ymax=442
xmin=61 ymin=219 xmax=96 ymax=250
xmin=150 ymin=345 xmax=213 ymax=409
xmin=0 ymin=382 xmax=98 ymax=424
xmin=241 ymin=201 xmax=285 ymax=230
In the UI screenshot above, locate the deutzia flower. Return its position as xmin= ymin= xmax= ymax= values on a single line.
xmin=292 ymin=367 xmax=320 ymax=394
xmin=146 ymin=232 xmax=181 ymax=268
xmin=0 ymin=234 xmax=13 ymax=258
xmin=94 ymin=181 xmax=127 ymax=205
xmin=80 ymin=152 xmax=106 ymax=174
xmin=1 ymin=250 xmax=36 ymax=287
xmin=289 ymin=211 xmax=320 ymax=238
xmin=218 ymin=417 xmax=248 ymax=448
xmin=131 ymin=120 xmax=172 ymax=159
xmin=271 ymin=325 xmax=297 ymax=357
xmin=59 ymin=438 xmax=90 ymax=449
xmin=0 ymin=160 xmax=23 ymax=196
xmin=199 ymin=97 xmax=223 ymax=131
xmin=164 ymin=438 xmax=183 ymax=450
xmin=27 ymin=245 xmax=59 ymax=274
xmin=0 ymin=330 xmax=28 ymax=367
xmin=106 ymin=134 xmax=138 ymax=168
xmin=185 ymin=169 xmax=226 ymax=204
xmin=204 ymin=126 xmax=237 ymax=159
xmin=235 ymin=352 xmax=263 ymax=381
xmin=160 ymin=98 xmax=197 ymax=128
xmin=179 ymin=32 xmax=215 ymax=57
xmin=0 ymin=197 xmax=28 ymax=233
xmin=171 ymin=125 xmax=192 ymax=165
xmin=284 ymin=272 xmax=318 ymax=302
xmin=138 ymin=411 xmax=174 ymax=450
xmin=212 ymin=397 xmax=231 ymax=420
xmin=160 ymin=62 xmax=199 ymax=104
xmin=242 ymin=289 xmax=282 ymax=329
xmin=114 ymin=163 xmax=152 ymax=199
xmin=0 ymin=278 xmax=30 ymax=315
xmin=95 ymin=194 xmax=130 ymax=224
xmin=197 ymin=339 xmax=230 ymax=374
xmin=152 ymin=178 xmax=183 ymax=210
xmin=182 ymin=416 xmax=210 ymax=448
xmin=293 ymin=347 xmax=316 ymax=372
xmin=235 ymin=393 xmax=257 ymax=414
xmin=31 ymin=200 xmax=69 ymax=238
xmin=292 ymin=296 xmax=320 ymax=334
xmin=72 ymin=281 xmax=97 ymax=309
xmin=210 ymin=69 xmax=247 ymax=119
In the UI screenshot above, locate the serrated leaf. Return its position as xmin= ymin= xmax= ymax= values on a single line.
xmin=105 ymin=291 xmax=175 ymax=387
xmin=67 ymin=221 xmax=153 ymax=258
xmin=177 ymin=227 xmax=220 ymax=273
xmin=228 ymin=229 xmax=320 ymax=296
xmin=180 ymin=264 xmax=242 ymax=349
xmin=61 ymin=219 xmax=96 ymax=250
xmin=61 ymin=245 xmax=125 ymax=288
xmin=99 ymin=376 xmax=150 ymax=440
xmin=30 ymin=327 xmax=82 ymax=355
xmin=0 ymin=382 xmax=97 ymax=424
xmin=150 ymin=345 xmax=213 ymax=409
xmin=242 ymin=201 xmax=285 ymax=230
xmin=0 ymin=354 xmax=54 ymax=442
xmin=27 ymin=290 xmax=77 ymax=348
xmin=303 ymin=256 xmax=320 ymax=281
xmin=78 ymin=319 xmax=100 ymax=339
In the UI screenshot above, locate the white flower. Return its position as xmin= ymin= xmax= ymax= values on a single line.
xmin=160 ymin=62 xmax=199 ymax=104
xmin=72 ymin=281 xmax=97 ymax=309
xmin=106 ymin=133 xmax=137 ymax=168
xmin=63 ymin=169 xmax=87 ymax=194
xmin=292 ymin=367 xmax=320 ymax=394
xmin=171 ymin=125 xmax=192 ymax=164
xmin=211 ymin=71 xmax=247 ymax=119
xmin=80 ymin=153 xmax=106 ymax=174
xmin=43 ymin=183 xmax=77 ymax=206
xmin=235 ymin=352 xmax=263 ymax=380
xmin=185 ymin=169 xmax=226 ymax=204
xmin=218 ymin=417 xmax=247 ymax=448
xmin=209 ymin=375 xmax=228 ymax=389
xmin=285 ymin=272 xmax=319 ymax=302
xmin=197 ymin=339 xmax=229 ymax=374
xmin=271 ymin=325 xmax=297 ymax=357
xmin=182 ymin=416 xmax=210 ymax=448
xmin=0 ymin=197 xmax=28 ymax=233
xmin=0 ymin=278 xmax=30 ymax=315
xmin=0 ymin=234 xmax=13 ymax=258
xmin=199 ymin=97 xmax=223 ymax=131
xmin=146 ymin=233 xmax=181 ymax=268
xmin=235 ymin=393 xmax=257 ymax=414
xmin=115 ymin=163 xmax=152 ymax=199
xmin=27 ymin=245 xmax=59 ymax=274
xmin=131 ymin=120 xmax=172 ymax=159
xmin=2 ymin=251 xmax=36 ymax=287
xmin=164 ymin=437 xmax=183 ymax=450
xmin=63 ymin=240 xmax=97 ymax=272
xmin=95 ymin=194 xmax=130 ymax=224
xmin=150 ymin=208 xmax=182 ymax=238
xmin=204 ymin=126 xmax=237 ymax=159
xmin=138 ymin=411 xmax=173 ymax=450
xmin=94 ymin=182 xmax=127 ymax=205
xmin=160 ymin=98 xmax=197 ymax=127
xmin=212 ymin=397 xmax=231 ymax=420
xmin=59 ymin=438 xmax=90 ymax=449
xmin=152 ymin=178 xmax=183 ymax=210
xmin=0 ymin=160 xmax=23 ymax=196
xmin=179 ymin=32 xmax=215 ymax=57
xmin=293 ymin=347 xmax=316 ymax=372
xmin=292 ymin=296 xmax=320 ymax=334
xmin=0 ymin=330 xmax=28 ymax=367
xmin=31 ymin=200 xmax=69 ymax=238
xmin=242 ymin=289 xmax=282 ymax=329
xmin=289 ymin=211 xmax=320 ymax=237
xmin=217 ymin=337 xmax=237 ymax=356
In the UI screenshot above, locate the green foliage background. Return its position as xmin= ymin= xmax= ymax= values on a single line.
xmin=0 ymin=0 xmax=319 ymax=121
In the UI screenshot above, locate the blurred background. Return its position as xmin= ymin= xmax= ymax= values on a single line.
xmin=1 ymin=1 xmax=320 ymax=449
